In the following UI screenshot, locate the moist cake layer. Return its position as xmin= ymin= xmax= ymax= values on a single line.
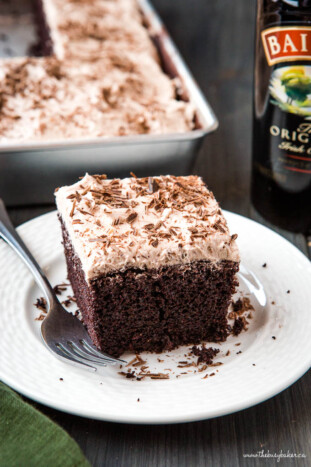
xmin=55 ymin=174 xmax=240 ymax=280
xmin=0 ymin=0 xmax=195 ymax=142
xmin=61 ymin=216 xmax=239 ymax=357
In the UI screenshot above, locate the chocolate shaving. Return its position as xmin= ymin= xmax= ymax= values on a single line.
xmin=35 ymin=314 xmax=46 ymax=321
xmin=144 ymin=223 xmax=154 ymax=230
xmin=118 ymin=370 xmax=136 ymax=379
xmin=70 ymin=200 xmax=76 ymax=217
xmin=34 ymin=297 xmax=47 ymax=312
xmin=126 ymin=212 xmax=138 ymax=224
xmin=61 ymin=295 xmax=76 ymax=307
xmin=139 ymin=373 xmax=169 ymax=380
xmin=53 ymin=283 xmax=68 ymax=295
xmin=77 ymin=208 xmax=94 ymax=217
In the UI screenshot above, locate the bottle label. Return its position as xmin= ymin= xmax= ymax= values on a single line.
xmin=267 ymin=64 xmax=311 ymax=176
xmin=262 ymin=26 xmax=311 ymax=65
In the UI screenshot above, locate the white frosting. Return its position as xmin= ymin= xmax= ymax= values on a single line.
xmin=55 ymin=174 xmax=240 ymax=281
xmin=43 ymin=0 xmax=158 ymax=62
xmin=0 ymin=0 xmax=195 ymax=142
xmin=0 ymin=56 xmax=194 ymax=142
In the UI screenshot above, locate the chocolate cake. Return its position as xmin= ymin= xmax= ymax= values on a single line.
xmin=0 ymin=0 xmax=195 ymax=143
xmin=55 ymin=174 xmax=240 ymax=357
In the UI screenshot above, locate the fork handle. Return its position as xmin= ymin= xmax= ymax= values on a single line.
xmin=0 ymin=199 xmax=55 ymax=304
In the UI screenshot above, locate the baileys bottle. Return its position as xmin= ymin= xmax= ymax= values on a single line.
xmin=252 ymin=0 xmax=311 ymax=233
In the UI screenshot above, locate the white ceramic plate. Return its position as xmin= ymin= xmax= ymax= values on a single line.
xmin=0 ymin=211 xmax=310 ymax=424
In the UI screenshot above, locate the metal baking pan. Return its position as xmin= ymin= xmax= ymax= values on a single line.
xmin=0 ymin=0 xmax=218 ymax=206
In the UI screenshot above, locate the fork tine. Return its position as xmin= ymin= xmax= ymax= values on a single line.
xmin=80 ymin=340 xmax=120 ymax=364
xmin=68 ymin=341 xmax=114 ymax=366
xmin=71 ymin=341 xmax=117 ymax=365
xmin=55 ymin=343 xmax=97 ymax=372
xmin=81 ymin=339 xmax=127 ymax=364
xmin=63 ymin=341 xmax=111 ymax=367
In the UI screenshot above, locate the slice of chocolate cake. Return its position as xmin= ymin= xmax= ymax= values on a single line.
xmin=55 ymin=174 xmax=240 ymax=357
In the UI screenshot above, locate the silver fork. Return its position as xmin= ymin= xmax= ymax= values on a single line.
xmin=0 ymin=199 xmax=126 ymax=372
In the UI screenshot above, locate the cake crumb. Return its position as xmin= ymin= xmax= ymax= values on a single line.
xmin=137 ymin=398 xmax=140 ymax=402
xmin=190 ymin=345 xmax=219 ymax=365
xmin=232 ymin=317 xmax=247 ymax=336
xmin=59 ymin=378 xmax=63 ymax=381
xmin=232 ymin=297 xmax=254 ymax=314
xmin=287 ymin=290 xmax=290 ymax=294
xmin=272 ymin=336 xmax=276 ymax=340
xmin=262 ymin=263 xmax=267 ymax=268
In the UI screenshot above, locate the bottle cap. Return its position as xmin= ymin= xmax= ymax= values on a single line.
xmin=282 ymin=0 xmax=311 ymax=7
xmin=282 ymin=0 xmax=298 ymax=6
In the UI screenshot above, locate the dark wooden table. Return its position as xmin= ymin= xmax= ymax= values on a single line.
xmin=6 ymin=1 xmax=311 ymax=466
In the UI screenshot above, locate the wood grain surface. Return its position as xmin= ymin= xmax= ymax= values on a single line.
xmin=5 ymin=0 xmax=311 ymax=466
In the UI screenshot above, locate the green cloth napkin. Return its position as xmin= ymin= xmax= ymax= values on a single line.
xmin=0 ymin=382 xmax=90 ymax=467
